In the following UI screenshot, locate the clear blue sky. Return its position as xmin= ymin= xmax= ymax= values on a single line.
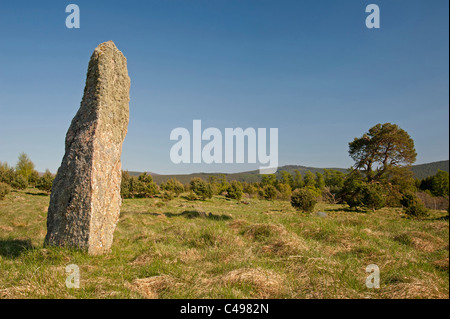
xmin=0 ymin=0 xmax=448 ymax=174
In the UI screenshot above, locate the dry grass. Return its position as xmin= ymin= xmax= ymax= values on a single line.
xmin=219 ymin=268 xmax=286 ymax=298
xmin=381 ymin=274 xmax=448 ymax=299
xmin=127 ymin=275 xmax=179 ymax=299
xmin=409 ymin=231 xmax=446 ymax=252
xmin=0 ymin=189 xmax=448 ymax=299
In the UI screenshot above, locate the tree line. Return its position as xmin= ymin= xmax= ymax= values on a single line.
xmin=1 ymin=123 xmax=449 ymax=218
xmin=0 ymin=153 xmax=54 ymax=199
xmin=118 ymin=123 xmax=449 ymax=217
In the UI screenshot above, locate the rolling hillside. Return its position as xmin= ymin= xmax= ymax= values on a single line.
xmin=128 ymin=160 xmax=449 ymax=185
xmin=410 ymin=160 xmax=449 ymax=180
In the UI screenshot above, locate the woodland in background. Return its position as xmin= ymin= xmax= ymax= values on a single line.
xmin=1 ymin=123 xmax=449 ymax=218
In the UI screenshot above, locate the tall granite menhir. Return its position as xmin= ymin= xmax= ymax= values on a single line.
xmin=45 ymin=41 xmax=130 ymax=255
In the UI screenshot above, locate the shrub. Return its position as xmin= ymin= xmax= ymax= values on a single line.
xmin=291 ymin=188 xmax=317 ymax=213
xmin=29 ymin=170 xmax=40 ymax=187
xmin=161 ymin=190 xmax=175 ymax=202
xmin=383 ymin=184 xmax=404 ymax=208
xmin=161 ymin=178 xmax=185 ymax=196
xmin=262 ymin=185 xmax=277 ymax=201
xmin=324 ymin=169 xmax=345 ymax=189
xmin=217 ymin=181 xmax=231 ymax=195
xmin=305 ymin=185 xmax=322 ymax=198
xmin=226 ymin=181 xmax=244 ymax=201
xmin=186 ymin=191 xmax=199 ymax=201
xmin=303 ymin=171 xmax=316 ymax=187
xmin=315 ymin=172 xmax=325 ymax=189
xmin=209 ymin=183 xmax=219 ymax=196
xmin=0 ymin=161 xmax=15 ymax=185
xmin=120 ymin=171 xmax=132 ymax=199
xmin=134 ymin=173 xmax=159 ymax=198
xmin=11 ymin=174 xmax=28 ymax=190
xmin=261 ymin=174 xmax=277 ymax=187
xmin=400 ymin=193 xmax=428 ymax=218
xmin=339 ymin=172 xmax=365 ymax=209
xmin=243 ymin=183 xmax=257 ymax=196
xmin=36 ymin=170 xmax=54 ymax=193
xmin=277 ymin=183 xmax=292 ymax=201
xmin=190 ymin=178 xmax=213 ymax=200
xmin=362 ymin=183 xmax=386 ymax=212
xmin=0 ymin=182 xmax=11 ymax=200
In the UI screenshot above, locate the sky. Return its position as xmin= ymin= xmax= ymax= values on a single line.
xmin=0 ymin=0 xmax=448 ymax=174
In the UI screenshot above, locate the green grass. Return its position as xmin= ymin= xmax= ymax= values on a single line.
xmin=0 ymin=188 xmax=448 ymax=299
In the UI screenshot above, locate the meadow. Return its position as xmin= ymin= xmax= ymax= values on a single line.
xmin=0 ymin=188 xmax=448 ymax=299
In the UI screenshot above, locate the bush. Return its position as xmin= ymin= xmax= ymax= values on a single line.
xmin=339 ymin=172 xmax=365 ymax=209
xmin=383 ymin=184 xmax=404 ymax=208
xmin=400 ymin=193 xmax=428 ymax=218
xmin=0 ymin=161 xmax=15 ymax=185
xmin=190 ymin=178 xmax=213 ymax=200
xmin=324 ymin=169 xmax=345 ymax=189
xmin=161 ymin=190 xmax=175 ymax=202
xmin=120 ymin=171 xmax=132 ymax=199
xmin=362 ymin=183 xmax=386 ymax=212
xmin=186 ymin=191 xmax=199 ymax=201
xmin=291 ymin=188 xmax=317 ymax=213
xmin=11 ymin=174 xmax=28 ymax=190
xmin=209 ymin=183 xmax=219 ymax=196
xmin=134 ymin=173 xmax=159 ymax=198
xmin=28 ymin=170 xmax=40 ymax=187
xmin=161 ymin=178 xmax=185 ymax=196
xmin=0 ymin=182 xmax=11 ymax=200
xmin=217 ymin=181 xmax=231 ymax=195
xmin=226 ymin=181 xmax=244 ymax=201
xmin=277 ymin=183 xmax=292 ymax=201
xmin=36 ymin=170 xmax=54 ymax=193
xmin=243 ymin=183 xmax=257 ymax=196
xmin=305 ymin=185 xmax=322 ymax=198
xmin=262 ymin=185 xmax=277 ymax=201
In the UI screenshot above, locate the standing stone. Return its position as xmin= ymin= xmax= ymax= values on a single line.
xmin=45 ymin=41 xmax=130 ymax=255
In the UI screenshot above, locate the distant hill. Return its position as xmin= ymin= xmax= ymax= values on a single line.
xmin=127 ymin=160 xmax=449 ymax=185
xmin=410 ymin=160 xmax=449 ymax=180
xmin=127 ymin=165 xmax=349 ymax=185
xmin=128 ymin=171 xmax=160 ymax=177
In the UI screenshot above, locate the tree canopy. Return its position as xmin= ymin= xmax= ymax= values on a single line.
xmin=15 ymin=152 xmax=35 ymax=182
xmin=349 ymin=123 xmax=417 ymax=181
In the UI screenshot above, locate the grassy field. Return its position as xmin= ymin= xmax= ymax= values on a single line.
xmin=0 ymin=188 xmax=448 ymax=299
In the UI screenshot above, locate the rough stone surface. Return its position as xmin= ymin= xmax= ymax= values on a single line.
xmin=315 ymin=212 xmax=327 ymax=218
xmin=45 ymin=41 xmax=130 ymax=255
